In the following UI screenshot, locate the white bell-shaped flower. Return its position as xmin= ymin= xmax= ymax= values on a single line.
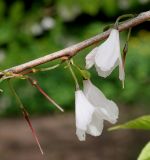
xmin=86 ymin=29 xmax=124 ymax=81
xmin=75 ymin=79 xmax=119 ymax=141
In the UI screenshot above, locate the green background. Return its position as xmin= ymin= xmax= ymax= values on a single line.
xmin=0 ymin=0 xmax=150 ymax=116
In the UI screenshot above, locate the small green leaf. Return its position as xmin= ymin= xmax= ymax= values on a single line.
xmin=109 ymin=115 xmax=150 ymax=131
xmin=79 ymin=69 xmax=91 ymax=79
xmin=72 ymin=62 xmax=91 ymax=79
xmin=138 ymin=142 xmax=150 ymax=160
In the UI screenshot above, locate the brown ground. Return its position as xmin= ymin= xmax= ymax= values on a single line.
xmin=0 ymin=112 xmax=149 ymax=160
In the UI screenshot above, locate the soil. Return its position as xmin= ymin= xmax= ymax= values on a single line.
xmin=0 ymin=112 xmax=149 ymax=160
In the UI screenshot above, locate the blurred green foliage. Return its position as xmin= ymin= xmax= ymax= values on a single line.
xmin=0 ymin=0 xmax=150 ymax=116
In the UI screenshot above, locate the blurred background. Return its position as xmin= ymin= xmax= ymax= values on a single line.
xmin=0 ymin=0 xmax=150 ymax=160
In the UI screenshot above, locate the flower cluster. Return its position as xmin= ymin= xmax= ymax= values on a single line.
xmin=75 ymin=29 xmax=124 ymax=141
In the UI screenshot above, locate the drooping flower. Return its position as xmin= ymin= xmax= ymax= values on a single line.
xmin=86 ymin=29 xmax=124 ymax=82
xmin=75 ymin=79 xmax=119 ymax=141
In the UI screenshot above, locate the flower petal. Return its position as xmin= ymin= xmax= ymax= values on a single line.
xmin=83 ymin=79 xmax=106 ymax=106
xmin=75 ymin=90 xmax=95 ymax=132
xmin=87 ymin=111 xmax=104 ymax=136
xmin=85 ymin=47 xmax=98 ymax=69
xmin=83 ymin=80 xmax=119 ymax=124
xmin=94 ymin=29 xmax=121 ymax=77
xmin=119 ymin=57 xmax=125 ymax=81
xmin=76 ymin=128 xmax=86 ymax=141
xmin=97 ymin=101 xmax=118 ymax=124
xmin=95 ymin=60 xmax=118 ymax=78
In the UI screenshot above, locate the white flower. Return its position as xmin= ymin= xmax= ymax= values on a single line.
xmin=75 ymin=79 xmax=119 ymax=141
xmin=86 ymin=29 xmax=124 ymax=81
xmin=41 ymin=17 xmax=55 ymax=30
xmin=31 ymin=23 xmax=43 ymax=36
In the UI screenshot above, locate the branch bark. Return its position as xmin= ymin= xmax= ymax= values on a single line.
xmin=2 ymin=10 xmax=150 ymax=74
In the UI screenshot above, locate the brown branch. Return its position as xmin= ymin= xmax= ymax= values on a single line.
xmin=2 ymin=11 xmax=150 ymax=75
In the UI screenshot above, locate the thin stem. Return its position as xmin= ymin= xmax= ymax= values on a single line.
xmin=8 ymin=79 xmax=24 ymax=109
xmin=28 ymin=78 xmax=64 ymax=112
xmin=123 ymin=27 xmax=132 ymax=67
xmin=7 ymin=79 xmax=44 ymax=155
xmin=67 ymin=60 xmax=80 ymax=90
xmin=21 ymin=63 xmax=60 ymax=75
xmin=22 ymin=109 xmax=44 ymax=155
xmin=121 ymin=27 xmax=132 ymax=90
xmin=39 ymin=64 xmax=60 ymax=72
xmin=127 ymin=27 xmax=132 ymax=42
xmin=115 ymin=14 xmax=135 ymax=29
xmin=103 ymin=23 xmax=115 ymax=31
xmin=35 ymin=83 xmax=64 ymax=112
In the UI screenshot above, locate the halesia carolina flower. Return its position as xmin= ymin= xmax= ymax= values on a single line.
xmin=75 ymin=79 xmax=119 ymax=141
xmin=86 ymin=29 xmax=125 ymax=82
